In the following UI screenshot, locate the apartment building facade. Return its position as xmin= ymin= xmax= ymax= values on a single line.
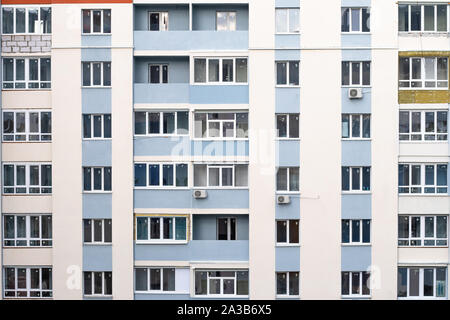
xmin=0 ymin=0 xmax=448 ymax=300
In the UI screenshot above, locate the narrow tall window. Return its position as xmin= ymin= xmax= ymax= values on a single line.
xmin=341 ymin=8 xmax=370 ymax=32
xmin=276 ymin=61 xmax=300 ymax=86
xmin=276 ymin=272 xmax=299 ymax=296
xmin=82 ymin=9 xmax=111 ymax=34
xmin=149 ymin=12 xmax=168 ymax=31
xmin=216 ymin=12 xmax=236 ymax=31
xmin=275 ymin=8 xmax=300 ymax=33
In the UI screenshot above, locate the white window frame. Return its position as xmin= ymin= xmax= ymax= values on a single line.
xmin=2 ymin=109 xmax=51 ymax=142
xmin=148 ymin=64 xmax=168 ymax=84
xmin=134 ymin=110 xmax=189 ymax=137
xmin=194 ymin=270 xmax=249 ymax=298
xmin=341 ymin=114 xmax=371 ymax=139
xmin=216 ymin=217 xmax=237 ymax=241
xmin=342 ymin=166 xmax=371 ymax=193
xmin=81 ymin=9 xmax=111 ymax=34
xmin=2 ymin=163 xmax=52 ymax=195
xmin=1 ymin=5 xmax=51 ymax=34
xmin=135 ymin=216 xmax=188 ymax=244
xmin=398 ymin=163 xmax=448 ymax=195
xmin=275 ymin=8 xmax=300 ymax=34
xmin=276 ymin=167 xmax=300 ymax=193
xmin=82 ymin=166 xmax=112 ymax=193
xmin=341 ymin=219 xmax=371 ymax=245
xmin=398 ymin=215 xmax=448 ymax=247
xmin=193 ymin=163 xmax=249 ymax=189
xmin=399 ymin=4 xmax=450 ymax=33
xmin=83 ymin=219 xmax=112 ymax=245
xmin=148 ymin=11 xmax=168 ymax=31
xmin=192 ymin=57 xmax=248 ymax=85
xmin=341 ymin=7 xmax=370 ymax=33
xmin=3 ymin=214 xmax=52 ymax=248
xmin=342 ymin=61 xmax=371 ymax=87
xmin=276 ymin=113 xmax=300 ymax=139
xmin=216 ymin=11 xmax=236 ymax=31
xmin=275 ymin=61 xmax=300 ymax=87
xmin=398 ymin=267 xmax=447 ymax=299
xmin=2 ymin=57 xmax=51 ymax=90
xmin=276 ymin=219 xmax=299 ymax=246
xmin=399 ymin=57 xmax=448 ymax=89
xmin=276 ymin=272 xmax=300 ymax=298
xmin=134 ymin=267 xmax=179 ymax=293
xmin=341 ymin=271 xmax=371 ymax=298
xmin=399 ymin=110 xmax=448 ymax=141
xmin=82 ymin=114 xmax=111 ymax=140
xmin=83 ymin=271 xmax=112 ymax=297
xmin=3 ymin=267 xmax=52 ymax=298
xmin=194 ymin=111 xmax=249 ymax=140
xmin=134 ymin=163 xmax=189 ymax=189
xmin=82 ymin=62 xmax=111 ymax=87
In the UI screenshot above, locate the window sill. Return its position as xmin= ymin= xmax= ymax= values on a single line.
xmin=275 ymin=85 xmax=300 ymax=88
xmin=399 ymin=140 xmax=448 ymax=144
xmin=135 ymin=241 xmax=188 ymax=245
xmin=341 ymin=138 xmax=371 ymax=141
xmin=341 ymin=243 xmax=371 ymax=247
xmin=398 ymin=31 xmax=450 ymax=36
xmin=398 ymin=193 xmax=448 ymax=197
xmin=81 ymin=86 xmax=112 ymax=89
xmin=193 ymin=187 xmax=249 ymax=190
xmin=3 ymin=33 xmax=52 ymax=36
xmin=3 ymin=246 xmax=52 ymax=249
xmin=83 ymin=191 xmax=113 ymax=194
xmin=2 ymin=193 xmax=52 ymax=196
xmin=341 ymin=192 xmax=371 ymax=195
xmin=341 ymin=295 xmax=371 ymax=299
xmin=341 ymin=32 xmax=371 ymax=35
xmin=83 ymin=243 xmax=112 ymax=246
xmin=1 ymin=140 xmax=52 ymax=143
xmin=276 ymin=138 xmax=300 ymax=141
xmin=82 ymin=138 xmax=112 ymax=141
xmin=1 ymin=88 xmax=51 ymax=91
xmin=342 ymin=85 xmax=371 ymax=89
xmin=134 ymin=187 xmax=190 ymax=190
xmin=398 ymin=245 xmax=449 ymax=249
xmin=275 ymin=191 xmax=300 ymax=195
xmin=276 ymin=243 xmax=300 ymax=247
xmin=134 ymin=291 xmax=189 ymax=295
xmin=193 ymin=295 xmax=249 ymax=299
xmin=134 ymin=135 xmax=190 ymax=138
xmin=81 ymin=33 xmax=112 ymax=36
xmin=191 ymin=83 xmax=249 ymax=86
xmin=84 ymin=295 xmax=113 ymax=298
xmin=275 ymin=32 xmax=300 ymax=35
xmin=399 ymin=88 xmax=449 ymax=91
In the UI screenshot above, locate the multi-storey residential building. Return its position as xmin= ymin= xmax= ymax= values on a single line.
xmin=0 ymin=0 xmax=448 ymax=300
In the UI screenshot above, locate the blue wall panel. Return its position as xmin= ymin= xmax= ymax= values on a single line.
xmin=341 ymin=194 xmax=371 ymax=219
xmin=341 ymin=246 xmax=371 ymax=271
xmin=275 ymin=246 xmax=300 ymax=271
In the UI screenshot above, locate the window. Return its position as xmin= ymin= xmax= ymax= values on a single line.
xmin=149 ymin=64 xmax=168 ymax=84
xmin=3 ymin=214 xmax=52 ymax=247
xmin=134 ymin=163 xmax=188 ymax=188
xmin=398 ymin=267 xmax=447 ymax=299
xmin=398 ymin=164 xmax=447 ymax=194
xmin=342 ymin=114 xmax=370 ymax=139
xmin=276 ymin=220 xmax=299 ymax=245
xmin=3 ymin=267 xmax=52 ymax=298
xmin=149 ymin=12 xmax=168 ymax=31
xmin=342 ymin=167 xmax=370 ymax=192
xmin=342 ymin=219 xmax=370 ymax=244
xmin=2 ymin=6 xmax=51 ymax=34
xmin=83 ymin=114 xmax=111 ymax=139
xmin=276 ymin=61 xmax=299 ymax=86
xmin=194 ymin=112 xmax=248 ymax=139
xmin=82 ymin=9 xmax=111 ymax=34
xmin=217 ymin=217 xmax=236 ymax=240
xmin=83 ymin=167 xmax=112 ymax=192
xmin=194 ymin=57 xmax=248 ymax=84
xmin=83 ymin=219 xmax=112 ymax=244
xmin=135 ymin=111 xmax=189 ymax=136
xmin=276 ymin=167 xmax=299 ymax=192
xmin=399 ymin=110 xmax=448 ymax=141
xmin=135 ymin=268 xmax=190 ymax=293
xmin=276 ymin=114 xmax=299 ymax=139
xmin=399 ymin=57 xmax=448 ymax=89
xmin=82 ymin=62 xmax=111 ymax=87
xmin=2 ymin=57 xmax=51 ymax=89
xmin=276 ymin=272 xmax=299 ymax=297
xmin=399 ymin=4 xmax=449 ymax=32
xmin=341 ymin=8 xmax=370 ymax=32
xmin=342 ymin=61 xmax=371 ymax=86
xmin=216 ymin=12 xmax=236 ymax=31
xmin=275 ymin=8 xmax=300 ymax=33
xmin=398 ymin=215 xmax=448 ymax=247
xmin=194 ymin=164 xmax=248 ymax=188
xmin=341 ymin=271 xmax=370 ymax=297
xmin=195 ymin=270 xmax=249 ymax=297
xmin=3 ymin=163 xmax=52 ymax=194
xmin=3 ymin=110 xmax=51 ymax=142
xmin=83 ymin=272 xmax=112 ymax=296
xmin=136 ymin=216 xmax=187 ymax=242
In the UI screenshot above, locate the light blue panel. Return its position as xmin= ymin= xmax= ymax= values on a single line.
xmin=192 ymin=215 xmax=249 ymax=240
xmin=190 ymin=85 xmax=249 ymax=104
xmin=134 ymin=189 xmax=249 ymax=209
xmin=342 ymin=49 xmax=371 ymax=61
xmin=191 ymin=140 xmax=249 ymax=157
xmin=275 ymin=88 xmax=300 ymax=113
xmin=135 ymin=294 xmax=191 ymax=300
xmin=134 ymin=84 xmax=189 ymax=104
xmin=275 ymin=50 xmax=301 ymax=61
xmin=342 ymin=0 xmax=371 ymax=7
xmin=341 ymin=34 xmax=371 ymax=48
xmin=82 ymin=88 xmax=111 ymax=113
xmin=275 ymin=196 xmax=300 ymax=219
xmin=341 ymin=140 xmax=371 ymax=166
xmin=83 ymin=194 xmax=112 ymax=218
xmin=341 ymin=194 xmax=371 ymax=219
xmin=81 ymin=48 xmax=111 ymax=61
xmin=134 ymin=5 xmax=189 ymax=31
xmin=134 ymin=31 xmax=248 ymax=51
xmin=275 ymin=35 xmax=300 ymax=49
xmin=275 ymin=0 xmax=300 ymax=8
xmin=83 ymin=245 xmax=112 ymax=271
xmin=275 ymin=246 xmax=300 ymax=271
xmin=134 ymin=240 xmax=249 ymax=261
xmin=276 ymin=140 xmax=300 ymax=167
xmin=82 ymin=140 xmax=112 ymax=166
xmin=341 ymin=88 xmax=371 ymax=113
xmin=341 ymin=246 xmax=371 ymax=271
xmin=81 ymin=35 xmax=111 ymax=47
xmin=134 ymin=56 xmax=189 ymax=84
xmin=192 ymin=4 xmax=248 ymax=31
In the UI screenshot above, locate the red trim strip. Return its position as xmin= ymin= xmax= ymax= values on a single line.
xmin=1 ymin=0 xmax=132 ymax=4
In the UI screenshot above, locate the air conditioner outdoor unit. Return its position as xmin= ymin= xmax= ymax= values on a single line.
xmin=193 ymin=190 xmax=207 ymax=199
xmin=348 ymin=88 xmax=363 ymax=99
xmin=277 ymin=195 xmax=291 ymax=204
